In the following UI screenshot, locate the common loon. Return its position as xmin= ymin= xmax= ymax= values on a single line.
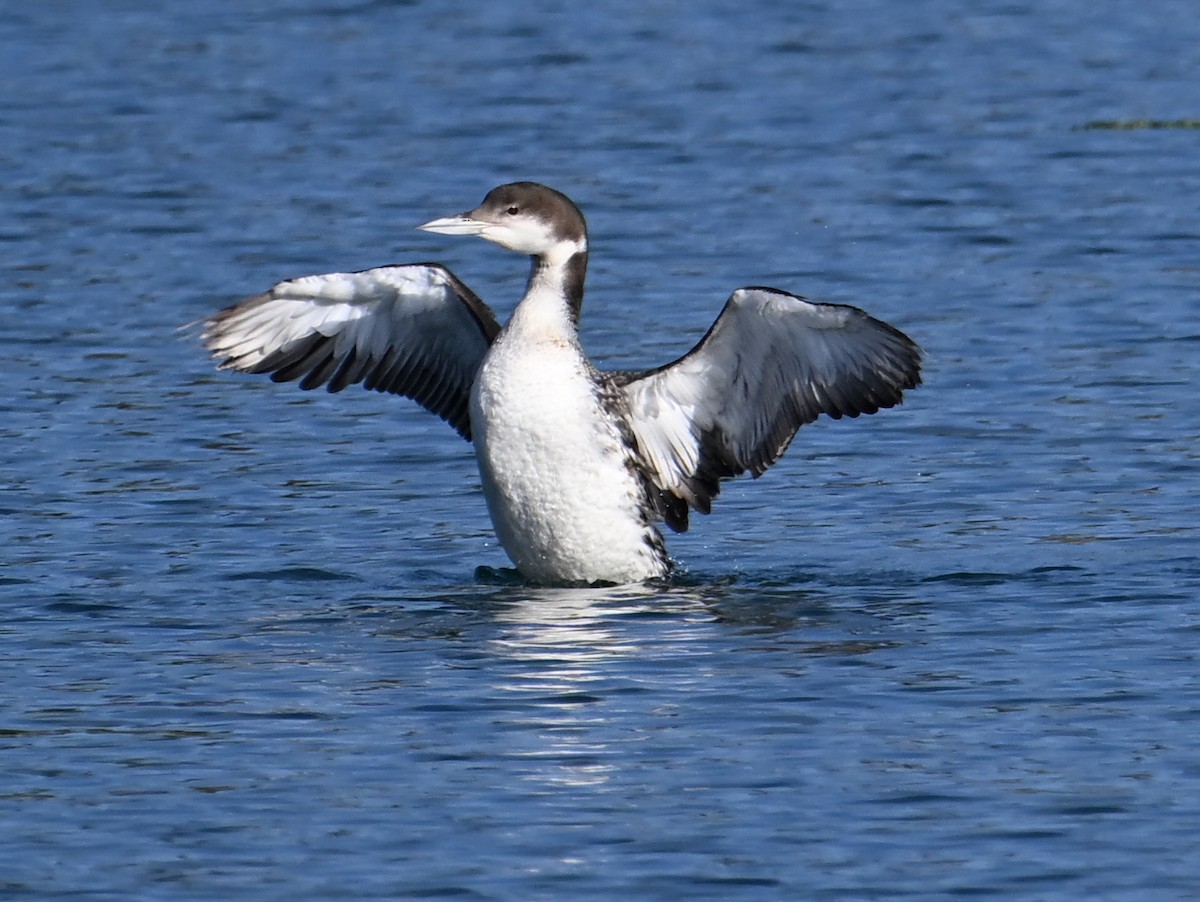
xmin=202 ymin=182 xmax=922 ymax=585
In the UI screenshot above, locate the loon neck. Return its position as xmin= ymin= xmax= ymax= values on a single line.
xmin=524 ymin=246 xmax=588 ymax=325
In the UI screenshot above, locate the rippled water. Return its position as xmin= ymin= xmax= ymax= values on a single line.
xmin=3 ymin=1 xmax=1200 ymax=898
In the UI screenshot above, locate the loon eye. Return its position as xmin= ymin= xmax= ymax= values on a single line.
xmin=505 ymin=205 xmax=519 ymax=215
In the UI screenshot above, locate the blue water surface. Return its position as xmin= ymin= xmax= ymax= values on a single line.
xmin=3 ymin=1 xmax=1200 ymax=898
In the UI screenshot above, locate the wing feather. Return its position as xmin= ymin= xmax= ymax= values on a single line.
xmin=201 ymin=264 xmax=500 ymax=440
xmin=615 ymin=287 xmax=922 ymax=530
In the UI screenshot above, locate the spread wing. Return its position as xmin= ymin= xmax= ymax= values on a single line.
xmin=201 ymin=264 xmax=501 ymax=440
xmin=613 ymin=287 xmax=922 ymax=531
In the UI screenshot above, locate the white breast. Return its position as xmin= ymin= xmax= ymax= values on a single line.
xmin=469 ymin=327 xmax=667 ymax=584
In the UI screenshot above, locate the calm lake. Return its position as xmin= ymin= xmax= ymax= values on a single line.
xmin=3 ymin=0 xmax=1199 ymax=898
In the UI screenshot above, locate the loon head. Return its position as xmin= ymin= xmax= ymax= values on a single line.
xmin=419 ymin=182 xmax=587 ymax=264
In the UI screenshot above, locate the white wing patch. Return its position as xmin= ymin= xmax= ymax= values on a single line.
xmin=618 ymin=287 xmax=922 ymax=529
xmin=202 ymin=264 xmax=500 ymax=440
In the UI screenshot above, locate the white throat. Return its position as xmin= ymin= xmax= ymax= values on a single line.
xmin=507 ymin=256 xmax=581 ymax=342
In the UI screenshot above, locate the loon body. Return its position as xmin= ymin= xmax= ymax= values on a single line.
xmin=202 ymin=182 xmax=922 ymax=584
